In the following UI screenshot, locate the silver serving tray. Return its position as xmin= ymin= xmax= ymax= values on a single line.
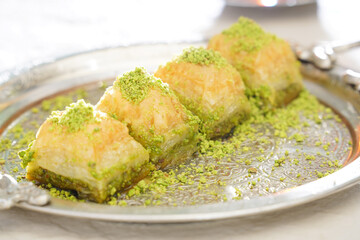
xmin=0 ymin=43 xmax=360 ymax=223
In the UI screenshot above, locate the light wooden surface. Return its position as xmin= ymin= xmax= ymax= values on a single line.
xmin=1 ymin=0 xmax=360 ymax=239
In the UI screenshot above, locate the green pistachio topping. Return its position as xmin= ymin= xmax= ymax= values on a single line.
xmin=18 ymin=141 xmax=35 ymax=168
xmin=114 ymin=67 xmax=170 ymax=104
xmin=222 ymin=17 xmax=278 ymax=52
xmin=49 ymin=99 xmax=98 ymax=133
xmin=175 ymin=47 xmax=228 ymax=68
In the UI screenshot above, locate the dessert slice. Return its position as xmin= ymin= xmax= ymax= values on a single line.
xmin=155 ymin=47 xmax=250 ymax=138
xmin=20 ymin=100 xmax=150 ymax=203
xmin=96 ymin=67 xmax=199 ymax=168
xmin=208 ymin=17 xmax=303 ymax=107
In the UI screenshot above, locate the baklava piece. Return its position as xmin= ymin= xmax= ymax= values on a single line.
xmin=155 ymin=47 xmax=250 ymax=138
xmin=96 ymin=67 xmax=199 ymax=168
xmin=208 ymin=17 xmax=303 ymax=107
xmin=20 ymin=100 xmax=150 ymax=203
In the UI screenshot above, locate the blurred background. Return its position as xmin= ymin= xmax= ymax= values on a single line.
xmin=0 ymin=0 xmax=359 ymax=72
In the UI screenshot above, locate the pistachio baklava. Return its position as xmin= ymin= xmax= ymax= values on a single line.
xmin=208 ymin=17 xmax=303 ymax=107
xmin=96 ymin=67 xmax=200 ymax=168
xmin=20 ymin=100 xmax=151 ymax=203
xmin=155 ymin=47 xmax=250 ymax=138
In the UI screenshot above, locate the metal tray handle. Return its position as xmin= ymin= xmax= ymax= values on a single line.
xmin=343 ymin=69 xmax=360 ymax=92
xmin=295 ymin=40 xmax=360 ymax=91
xmin=0 ymin=173 xmax=50 ymax=209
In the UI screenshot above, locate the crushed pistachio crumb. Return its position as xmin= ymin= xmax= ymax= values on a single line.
xmin=175 ymin=47 xmax=227 ymax=68
xmin=248 ymin=167 xmax=258 ymax=174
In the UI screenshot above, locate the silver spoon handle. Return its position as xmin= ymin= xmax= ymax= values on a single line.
xmin=0 ymin=173 xmax=50 ymax=209
xmin=330 ymin=40 xmax=360 ymax=52
xmin=294 ymin=39 xmax=360 ymax=70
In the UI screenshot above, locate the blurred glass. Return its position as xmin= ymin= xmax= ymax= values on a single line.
xmin=226 ymin=0 xmax=316 ymax=7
